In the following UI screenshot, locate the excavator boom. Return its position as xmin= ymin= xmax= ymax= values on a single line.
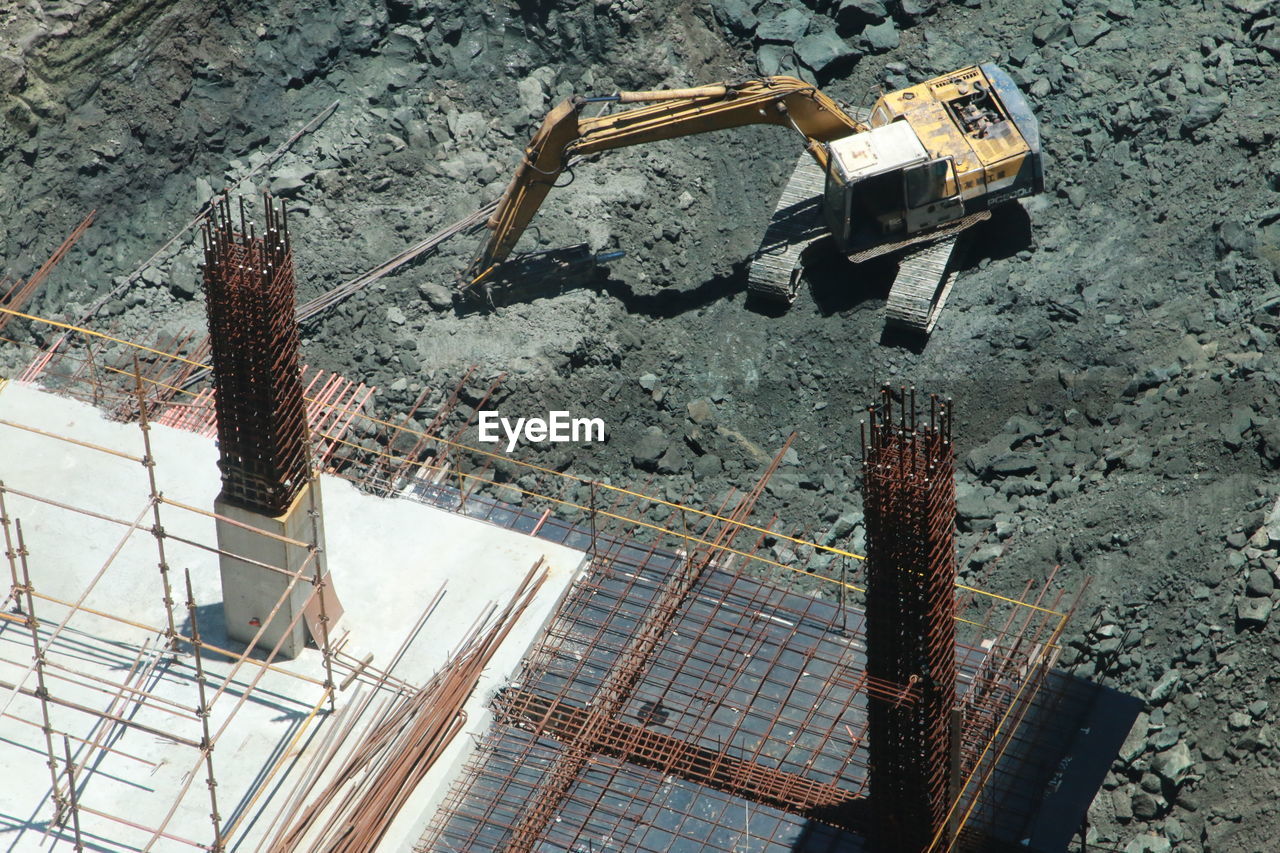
xmin=466 ymin=77 xmax=864 ymax=287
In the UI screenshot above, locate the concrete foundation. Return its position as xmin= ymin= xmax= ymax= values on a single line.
xmin=0 ymin=380 xmax=586 ymax=852
xmin=215 ymin=478 xmax=328 ymax=659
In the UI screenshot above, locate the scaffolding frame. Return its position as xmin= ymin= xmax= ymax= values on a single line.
xmin=0 ymin=371 xmax=563 ymax=851
xmin=0 ymin=366 xmax=339 ymax=851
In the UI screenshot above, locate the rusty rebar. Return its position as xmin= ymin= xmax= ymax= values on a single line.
xmin=861 ymin=386 xmax=957 ymax=853
xmin=15 ymin=522 xmax=67 ymax=825
xmin=0 ymin=210 xmax=95 ymax=335
xmin=182 ymin=569 xmax=224 ymax=852
xmin=308 ymin=503 xmax=336 ymax=712
xmin=0 ymin=484 xmax=19 ymax=609
xmin=132 ymin=356 xmax=179 ymax=649
xmin=500 ymin=437 xmax=795 ymax=852
xmin=201 ymin=194 xmax=310 ymax=516
xmin=60 ymin=734 xmax=85 ymax=851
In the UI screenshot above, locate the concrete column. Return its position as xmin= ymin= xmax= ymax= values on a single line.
xmin=215 ymin=478 xmax=327 ymax=659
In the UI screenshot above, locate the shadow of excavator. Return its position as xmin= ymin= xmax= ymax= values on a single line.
xmin=455 ymin=202 xmax=1033 ymax=337
xmin=452 ymin=243 xmax=747 ymax=318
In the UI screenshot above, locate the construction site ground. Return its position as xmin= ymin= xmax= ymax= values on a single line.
xmin=3 ymin=0 xmax=1280 ymax=849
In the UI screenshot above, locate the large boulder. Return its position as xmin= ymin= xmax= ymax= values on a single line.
xmin=836 ymin=0 xmax=888 ymax=28
xmin=1123 ymin=836 xmax=1172 ymax=853
xmin=757 ymin=44 xmax=799 ymax=77
xmin=1238 ymin=594 xmax=1272 ymax=627
xmin=860 ymin=19 xmax=900 ymax=53
xmin=1070 ymin=16 xmax=1112 ymax=47
xmin=756 ymin=7 xmax=812 ymax=44
xmin=1246 ymin=568 xmax=1276 ymax=597
xmin=795 ymin=30 xmax=858 ymax=74
xmin=711 ymin=0 xmax=759 ymax=35
xmin=1182 ymin=95 xmax=1228 ymax=133
xmin=632 ymin=427 xmax=670 ymax=472
xmin=1118 ymin=712 xmax=1149 ymax=764
xmin=1151 ymin=742 xmax=1194 ymax=788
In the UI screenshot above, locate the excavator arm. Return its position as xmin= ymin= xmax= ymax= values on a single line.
xmin=464 ymin=77 xmax=864 ymax=288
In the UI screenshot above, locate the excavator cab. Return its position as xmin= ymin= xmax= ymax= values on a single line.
xmin=822 ymin=120 xmax=945 ymax=250
xmin=803 ymin=63 xmax=1042 ymax=332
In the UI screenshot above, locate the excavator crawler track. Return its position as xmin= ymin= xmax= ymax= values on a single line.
xmin=885 ymin=234 xmax=964 ymax=334
xmin=746 ymin=153 xmax=829 ymax=304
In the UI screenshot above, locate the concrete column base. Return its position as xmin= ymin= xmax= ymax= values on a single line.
xmin=214 ymin=479 xmax=328 ymax=659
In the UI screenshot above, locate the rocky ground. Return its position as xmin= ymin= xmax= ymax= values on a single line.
xmin=3 ymin=0 xmax=1280 ymax=849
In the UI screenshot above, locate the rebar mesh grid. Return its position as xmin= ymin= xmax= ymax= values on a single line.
xmin=201 ymin=195 xmax=310 ymax=516
xmin=418 ymin=536 xmax=1075 ymax=853
xmin=426 ymin=725 xmax=870 ymax=853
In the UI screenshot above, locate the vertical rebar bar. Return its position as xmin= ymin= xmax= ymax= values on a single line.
xmin=84 ymin=335 xmax=103 ymax=408
xmin=183 ymin=570 xmax=224 ymax=851
xmin=308 ymin=504 xmax=336 ymax=712
xmin=861 ymin=386 xmax=957 ymax=853
xmin=133 ymin=356 xmax=179 ymax=650
xmin=588 ymin=481 xmax=599 ymax=560
xmin=60 ymin=734 xmax=85 ymax=851
xmin=0 ymin=484 xmax=20 ymax=611
xmin=15 ymin=522 xmax=67 ymax=824
xmin=201 ymin=194 xmax=310 ymax=517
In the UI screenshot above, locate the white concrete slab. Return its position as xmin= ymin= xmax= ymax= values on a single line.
xmin=0 ymin=380 xmax=585 ymax=852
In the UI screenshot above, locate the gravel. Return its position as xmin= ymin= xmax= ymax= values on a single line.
xmin=4 ymin=0 xmax=1280 ymax=848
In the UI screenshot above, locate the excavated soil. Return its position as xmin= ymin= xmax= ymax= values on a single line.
xmin=3 ymin=0 xmax=1280 ymax=848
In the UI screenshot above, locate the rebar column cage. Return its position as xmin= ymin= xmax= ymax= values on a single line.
xmin=861 ymin=386 xmax=957 ymax=852
xmin=201 ymin=195 xmax=310 ymax=516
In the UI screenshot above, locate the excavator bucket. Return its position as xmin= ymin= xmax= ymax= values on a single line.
xmin=455 ymin=244 xmax=613 ymax=313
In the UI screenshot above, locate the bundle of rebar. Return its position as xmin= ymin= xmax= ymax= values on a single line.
xmin=294 ymin=200 xmax=498 ymax=322
xmin=201 ymin=195 xmax=311 ymax=516
xmin=266 ymin=562 xmax=547 ymax=853
xmin=0 ymin=211 xmax=95 ymax=334
xmin=860 ymin=386 xmax=957 ymax=853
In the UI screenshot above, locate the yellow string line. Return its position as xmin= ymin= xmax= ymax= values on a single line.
xmin=3 ymin=305 xmax=1066 ymax=617
xmin=322 ymin=420 xmax=1065 ymax=618
xmin=17 ymin=347 xmax=1048 ymax=625
xmin=3 ymin=304 xmax=865 ymax=562
xmin=313 ymin=428 xmax=1058 ymax=628
xmin=0 ymin=305 xmax=209 ymax=368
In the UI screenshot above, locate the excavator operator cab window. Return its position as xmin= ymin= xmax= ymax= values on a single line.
xmin=853 ymin=171 xmax=905 ymax=235
xmin=824 ymin=154 xmax=852 ymax=244
xmin=903 ymin=158 xmax=953 ymax=209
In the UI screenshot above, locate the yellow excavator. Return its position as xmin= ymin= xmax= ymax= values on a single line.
xmin=463 ymin=64 xmax=1043 ymax=334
